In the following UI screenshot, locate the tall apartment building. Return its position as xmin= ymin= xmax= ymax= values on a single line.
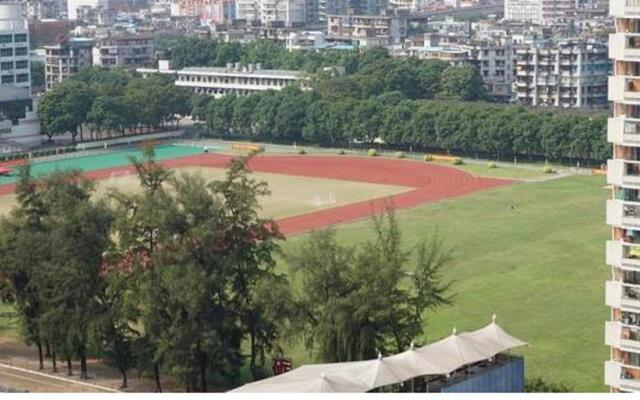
xmin=0 ymin=3 xmax=30 ymax=91
xmin=235 ymin=0 xmax=305 ymax=26
xmin=514 ymin=39 xmax=610 ymax=108
xmin=504 ymin=0 xmax=542 ymax=23
xmin=43 ymin=37 xmax=94 ymax=90
xmin=92 ymin=34 xmax=154 ymax=67
xmin=474 ymin=40 xmax=516 ymax=103
xmin=604 ymin=0 xmax=640 ymax=392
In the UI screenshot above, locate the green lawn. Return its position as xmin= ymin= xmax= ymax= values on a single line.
xmin=277 ymin=174 xmax=609 ymax=392
xmin=0 ymin=165 xmax=609 ymax=391
xmin=433 ymin=160 xmax=552 ymax=180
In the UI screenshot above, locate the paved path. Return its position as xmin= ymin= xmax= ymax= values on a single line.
xmin=0 ymin=363 xmax=118 ymax=393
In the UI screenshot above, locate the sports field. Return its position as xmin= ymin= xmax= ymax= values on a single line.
xmin=278 ymin=173 xmax=609 ymax=392
xmin=0 ymin=145 xmax=609 ymax=391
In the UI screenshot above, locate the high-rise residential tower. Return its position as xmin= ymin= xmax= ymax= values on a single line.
xmin=0 ymin=2 xmax=30 ymax=91
xmin=605 ymin=0 xmax=640 ymax=392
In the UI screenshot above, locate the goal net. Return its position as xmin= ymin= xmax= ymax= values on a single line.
xmin=109 ymin=170 xmax=134 ymax=184
xmin=312 ymin=192 xmax=337 ymax=207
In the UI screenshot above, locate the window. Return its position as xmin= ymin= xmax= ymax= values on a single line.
xmin=14 ymin=47 xmax=27 ymax=56
xmin=15 ymin=60 xmax=27 ymax=69
xmin=14 ymin=34 xmax=27 ymax=43
xmin=1 ymin=61 xmax=13 ymax=70
xmin=0 ymin=34 xmax=12 ymax=44
xmin=16 ymin=73 xmax=28 ymax=83
xmin=0 ymin=48 xmax=13 ymax=57
xmin=1 ymin=75 xmax=15 ymax=84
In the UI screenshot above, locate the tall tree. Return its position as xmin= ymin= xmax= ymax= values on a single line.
xmin=286 ymin=207 xmax=453 ymax=362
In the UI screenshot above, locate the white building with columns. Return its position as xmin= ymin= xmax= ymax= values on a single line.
xmin=138 ymin=60 xmax=308 ymax=98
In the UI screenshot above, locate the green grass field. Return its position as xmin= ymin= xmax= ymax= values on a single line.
xmin=434 ymin=160 xmax=552 ymax=180
xmin=0 ymin=147 xmax=608 ymax=391
xmin=278 ymin=174 xmax=609 ymax=392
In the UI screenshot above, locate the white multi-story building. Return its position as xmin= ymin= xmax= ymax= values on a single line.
xmin=474 ymin=39 xmax=516 ymax=103
xmin=235 ymin=0 xmax=305 ymax=26
xmin=0 ymin=3 xmax=30 ymax=91
xmin=327 ymin=14 xmax=407 ymax=47
xmin=504 ymin=0 xmax=542 ymax=23
xmin=67 ymin=0 xmax=110 ymax=20
xmin=541 ymin=0 xmax=575 ymax=22
xmin=514 ymin=39 xmax=610 ymax=108
xmin=138 ymin=60 xmax=308 ymax=98
xmin=43 ymin=37 xmax=94 ymax=90
xmin=605 ymin=0 xmax=640 ymax=392
xmin=92 ymin=34 xmax=154 ymax=68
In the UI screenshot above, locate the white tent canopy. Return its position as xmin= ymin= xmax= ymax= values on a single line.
xmin=229 ymin=316 xmax=527 ymax=393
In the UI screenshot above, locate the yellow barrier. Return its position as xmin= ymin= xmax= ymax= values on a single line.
xmin=591 ymin=168 xmax=607 ymax=176
xmin=231 ymin=143 xmax=264 ymax=153
xmin=429 ymin=154 xmax=459 ymax=162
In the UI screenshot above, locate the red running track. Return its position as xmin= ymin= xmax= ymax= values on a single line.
xmin=0 ymin=153 xmax=514 ymax=236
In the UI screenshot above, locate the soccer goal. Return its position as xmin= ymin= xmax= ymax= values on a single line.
xmin=109 ymin=170 xmax=134 ymax=184
xmin=312 ymin=192 xmax=337 ymax=207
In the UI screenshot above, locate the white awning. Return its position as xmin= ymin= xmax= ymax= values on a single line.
xmin=229 ymin=318 xmax=527 ymax=393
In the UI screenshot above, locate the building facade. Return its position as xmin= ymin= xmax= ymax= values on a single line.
xmin=504 ymin=0 xmax=542 ymax=23
xmin=327 ymin=14 xmax=407 ymax=47
xmin=92 ymin=34 xmax=154 ymax=67
xmin=474 ymin=40 xmax=516 ymax=103
xmin=43 ymin=37 xmax=94 ymax=90
xmin=514 ymin=39 xmax=610 ymax=108
xmin=605 ymin=0 xmax=640 ymax=393
xmin=67 ymin=0 xmax=110 ymax=20
xmin=138 ymin=60 xmax=308 ymax=98
xmin=0 ymin=3 xmax=30 ymax=91
xmin=541 ymin=0 xmax=575 ymax=22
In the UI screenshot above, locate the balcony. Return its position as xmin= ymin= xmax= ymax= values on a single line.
xmin=610 ymin=33 xmax=640 ymax=61
xmin=606 ymin=361 xmax=640 ymax=391
xmin=608 ymin=159 xmax=640 ymax=188
xmin=609 ymin=117 xmax=640 ymax=146
xmin=606 ymin=321 xmax=640 ymax=351
xmin=609 ymin=76 xmax=640 ymax=105
xmin=607 ymin=200 xmax=640 ymax=229
xmin=611 ymin=0 xmax=640 ymax=18
xmin=606 ymin=280 xmax=640 ymax=310
xmin=606 ymin=241 xmax=640 ymax=270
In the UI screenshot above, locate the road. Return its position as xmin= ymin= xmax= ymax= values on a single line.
xmin=0 ymin=363 xmax=118 ymax=393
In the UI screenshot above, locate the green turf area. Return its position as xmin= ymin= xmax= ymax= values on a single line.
xmin=278 ymin=175 xmax=609 ymax=392
xmin=432 ymin=160 xmax=552 ymax=180
xmin=0 ymin=145 xmax=203 ymax=185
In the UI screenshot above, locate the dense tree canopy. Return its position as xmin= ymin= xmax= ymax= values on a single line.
xmin=197 ymin=88 xmax=609 ymax=163
xmin=38 ymin=68 xmax=192 ymax=142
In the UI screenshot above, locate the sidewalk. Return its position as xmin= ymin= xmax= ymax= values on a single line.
xmin=0 ymin=338 xmax=164 ymax=392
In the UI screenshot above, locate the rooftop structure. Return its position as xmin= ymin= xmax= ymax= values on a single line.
xmin=229 ymin=317 xmax=527 ymax=393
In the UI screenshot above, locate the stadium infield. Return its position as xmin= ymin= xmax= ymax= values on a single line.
xmin=0 ymin=152 xmax=513 ymax=235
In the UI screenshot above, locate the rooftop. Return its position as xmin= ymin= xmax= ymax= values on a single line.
xmin=179 ymin=67 xmax=305 ymax=78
